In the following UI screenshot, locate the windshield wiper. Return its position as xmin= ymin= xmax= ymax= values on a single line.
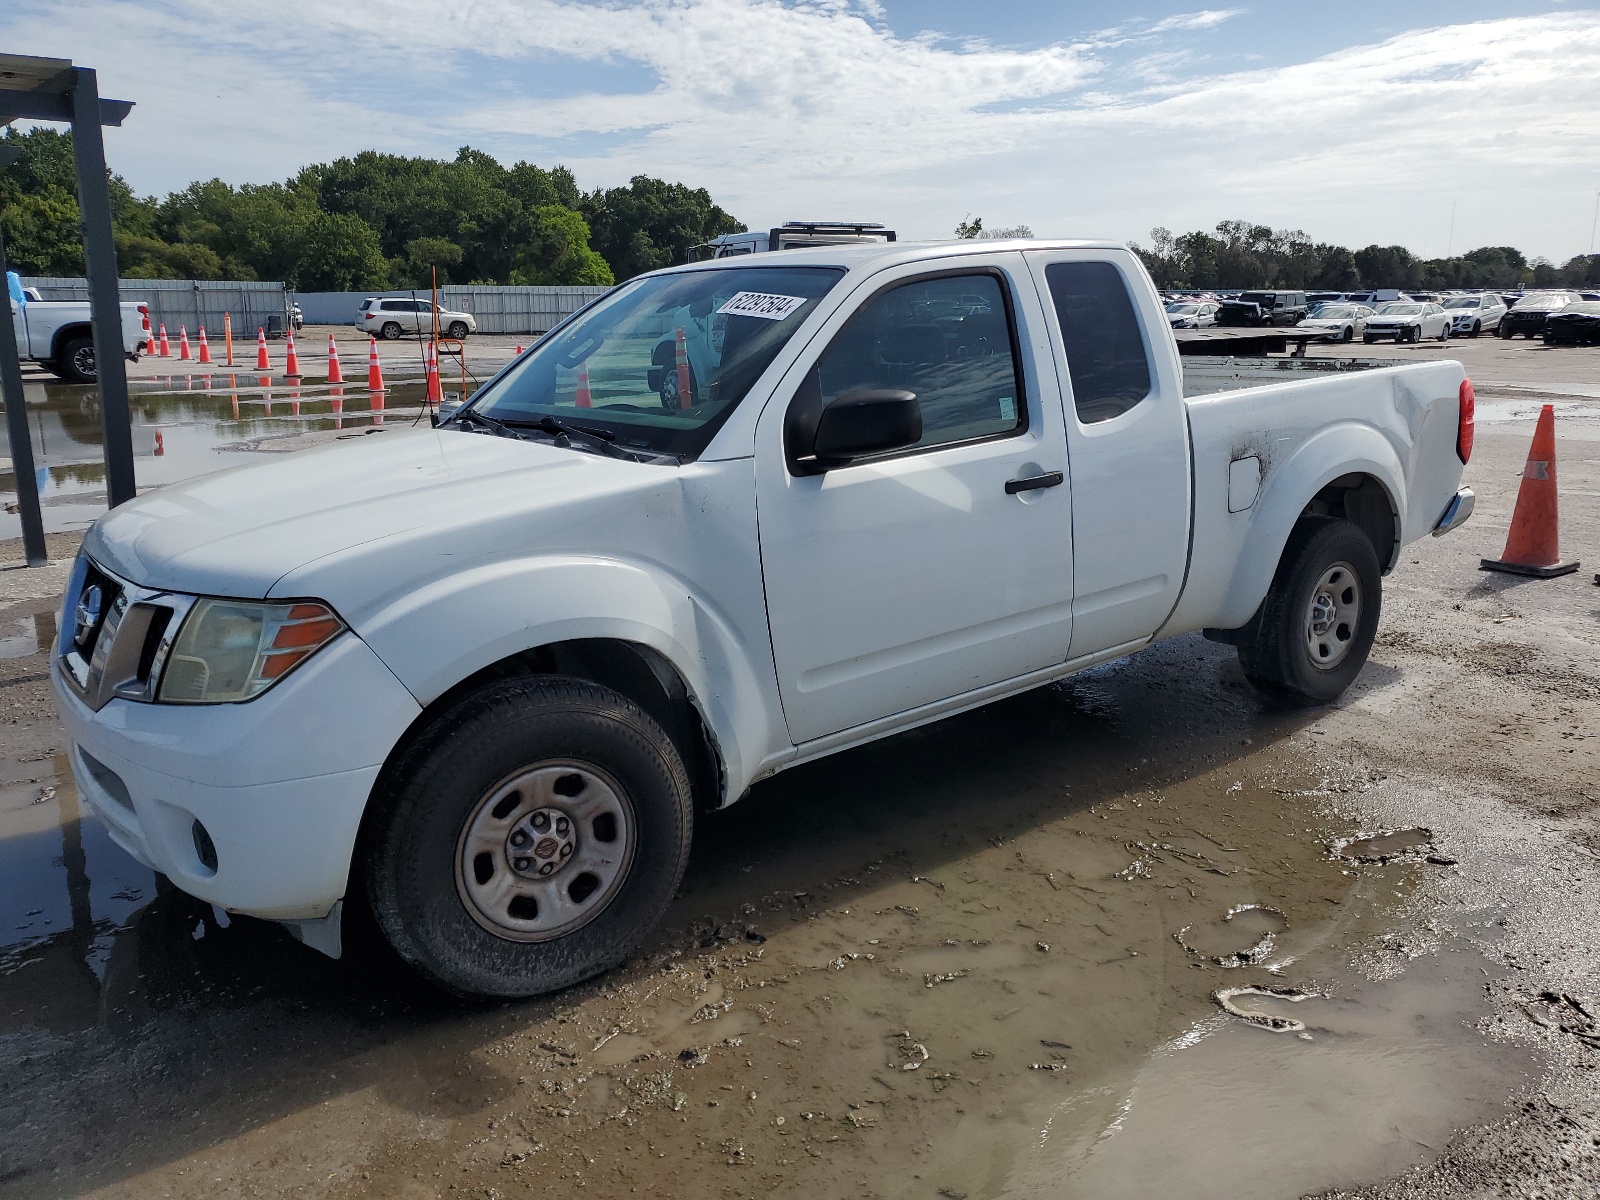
xmin=447 ymin=406 xmax=527 ymax=440
xmin=506 ymin=416 xmax=655 ymax=463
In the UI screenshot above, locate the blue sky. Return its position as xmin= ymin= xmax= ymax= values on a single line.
xmin=6 ymin=0 xmax=1600 ymax=261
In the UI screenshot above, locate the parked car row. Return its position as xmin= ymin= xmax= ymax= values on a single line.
xmin=1164 ymin=287 xmax=1600 ymax=349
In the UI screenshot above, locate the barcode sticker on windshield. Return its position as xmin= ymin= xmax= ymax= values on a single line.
xmin=717 ymin=292 xmax=808 ymax=321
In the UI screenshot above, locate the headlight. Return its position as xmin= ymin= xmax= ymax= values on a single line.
xmin=158 ymin=599 xmax=345 ymax=704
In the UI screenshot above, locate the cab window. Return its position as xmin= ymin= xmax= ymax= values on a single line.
xmin=811 ymin=272 xmax=1025 ymax=453
xmin=1044 ymin=261 xmax=1155 ymax=425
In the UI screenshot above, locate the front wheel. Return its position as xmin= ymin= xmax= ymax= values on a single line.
xmin=364 ymin=676 xmax=694 ymax=998
xmin=658 ymin=362 xmax=700 ymax=411
xmin=446 ymin=321 xmax=469 ymax=340
xmin=1341 ymin=325 xmax=1354 ymax=342
xmin=1438 ymin=323 xmax=1449 ymax=342
xmin=1499 ymin=324 xmax=1512 ymax=339
xmin=1237 ymin=517 xmax=1381 ymax=706
xmin=1469 ymin=321 xmax=1481 ymax=338
xmin=1362 ymin=333 xmax=1376 ymax=344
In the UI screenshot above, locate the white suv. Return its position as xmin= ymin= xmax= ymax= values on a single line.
xmin=1439 ymin=293 xmax=1507 ymax=337
xmin=358 ymin=297 xmax=477 ymax=340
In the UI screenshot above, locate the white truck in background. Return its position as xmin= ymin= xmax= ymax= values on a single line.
xmin=56 ymin=239 xmax=1475 ymax=999
xmin=695 ymin=220 xmax=896 ymax=259
xmin=7 ymin=270 xmax=147 ymax=383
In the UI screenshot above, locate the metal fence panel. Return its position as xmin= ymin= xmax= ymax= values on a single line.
xmin=286 ymin=286 xmax=611 ymax=334
xmin=22 ymin=277 xmax=289 ymax=338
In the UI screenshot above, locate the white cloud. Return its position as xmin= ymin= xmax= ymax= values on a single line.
xmin=4 ymin=2 xmax=1599 ymax=259
xmin=1146 ymin=9 xmax=1246 ymax=34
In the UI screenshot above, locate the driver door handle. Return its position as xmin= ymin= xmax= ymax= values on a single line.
xmin=1005 ymin=471 xmax=1064 ymax=495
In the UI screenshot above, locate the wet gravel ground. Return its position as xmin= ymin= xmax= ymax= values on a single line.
xmin=1 ymin=339 xmax=1598 ymax=1198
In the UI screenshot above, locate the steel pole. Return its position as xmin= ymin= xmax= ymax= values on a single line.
xmin=69 ymin=66 xmax=137 ymax=508
xmin=0 ymin=229 xmax=48 ymax=565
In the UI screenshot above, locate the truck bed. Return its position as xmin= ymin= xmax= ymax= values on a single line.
xmin=1183 ymin=355 xmax=1404 ymax=398
xmin=1167 ymin=356 xmax=1469 ymax=637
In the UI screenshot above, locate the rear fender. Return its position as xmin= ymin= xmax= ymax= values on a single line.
xmin=1166 ymin=423 xmax=1406 ymax=636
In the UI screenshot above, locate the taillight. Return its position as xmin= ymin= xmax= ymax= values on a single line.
xmin=137 ymin=304 xmax=148 ymax=315
xmin=1457 ymin=379 xmax=1475 ymax=464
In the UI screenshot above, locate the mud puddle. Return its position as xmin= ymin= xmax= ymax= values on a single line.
xmin=0 ymin=655 xmax=1557 ymax=1199
xmin=0 ymin=374 xmax=451 ymax=540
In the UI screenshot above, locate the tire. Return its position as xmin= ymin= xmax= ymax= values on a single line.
xmin=446 ymin=321 xmax=469 ymax=340
xmin=1469 ymin=321 xmax=1481 ymax=338
xmin=54 ymin=335 xmax=97 ymax=384
xmin=380 ymin=322 xmax=404 ymax=341
xmin=1438 ymin=322 xmax=1449 ymax=342
xmin=364 ymin=676 xmax=694 ymax=998
xmin=658 ymin=362 xmax=699 ymax=411
xmin=1362 ymin=333 xmax=1375 ymax=345
xmin=1499 ymin=324 xmax=1512 ymax=339
xmin=1237 ymin=517 xmax=1381 ymax=707
xmin=1341 ymin=326 xmax=1354 ymax=342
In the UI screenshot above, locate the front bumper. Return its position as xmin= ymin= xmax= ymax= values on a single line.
xmin=54 ymin=630 xmax=423 ymax=922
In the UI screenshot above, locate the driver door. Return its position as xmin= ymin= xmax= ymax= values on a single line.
xmin=755 ymin=257 xmax=1075 ymax=745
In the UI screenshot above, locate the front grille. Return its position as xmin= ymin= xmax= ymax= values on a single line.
xmin=59 ymin=559 xmax=195 ymax=711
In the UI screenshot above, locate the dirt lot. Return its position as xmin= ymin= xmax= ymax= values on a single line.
xmin=2 ymin=336 xmax=1599 ymax=1199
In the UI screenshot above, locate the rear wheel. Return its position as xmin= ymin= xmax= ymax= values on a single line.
xmin=54 ymin=335 xmax=97 ymax=384
xmin=1237 ymin=517 xmax=1381 ymax=706
xmin=380 ymin=322 xmax=404 ymax=341
xmin=364 ymin=676 xmax=694 ymax=998
xmin=1438 ymin=322 xmax=1449 ymax=341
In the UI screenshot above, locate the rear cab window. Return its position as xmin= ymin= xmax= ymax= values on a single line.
xmin=1043 ymin=261 xmax=1155 ymax=425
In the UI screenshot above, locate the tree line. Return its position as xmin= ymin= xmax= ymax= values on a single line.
xmin=0 ymin=128 xmax=744 ymax=290
xmin=1133 ymin=220 xmax=1599 ymax=292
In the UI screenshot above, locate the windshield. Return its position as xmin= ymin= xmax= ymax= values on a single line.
xmin=1377 ymin=303 xmax=1423 ymax=316
xmin=1513 ymin=292 xmax=1567 ymax=310
xmin=468 ymin=266 xmax=843 ymax=460
xmin=1166 ymin=303 xmax=1199 ymax=314
xmin=1443 ymin=297 xmax=1481 ymax=309
xmin=1307 ymin=305 xmax=1354 ymax=318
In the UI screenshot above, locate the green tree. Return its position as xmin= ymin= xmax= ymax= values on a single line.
xmin=294 ymin=212 xmax=388 ymax=290
xmin=511 ymin=207 xmax=614 ymax=286
xmin=955 ymin=214 xmax=983 ymax=239
xmin=581 ymin=176 xmax=742 ymax=280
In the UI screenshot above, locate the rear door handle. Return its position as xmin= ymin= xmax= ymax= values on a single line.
xmin=1005 ymin=471 xmax=1064 ymax=495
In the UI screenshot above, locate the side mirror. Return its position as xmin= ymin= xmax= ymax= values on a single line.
xmin=787 ymin=379 xmax=921 ymax=475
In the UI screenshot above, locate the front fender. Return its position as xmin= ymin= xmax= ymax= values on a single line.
xmin=352 ymin=555 xmax=782 ymax=799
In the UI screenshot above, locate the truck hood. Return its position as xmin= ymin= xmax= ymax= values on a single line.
xmin=85 ymin=429 xmax=662 ymax=598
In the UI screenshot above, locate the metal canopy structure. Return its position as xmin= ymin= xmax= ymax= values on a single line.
xmin=0 ymin=53 xmax=136 ymax=566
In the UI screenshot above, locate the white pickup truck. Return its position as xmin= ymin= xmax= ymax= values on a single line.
xmin=53 ymin=240 xmax=1475 ymax=997
xmin=7 ymin=271 xmax=147 ymax=383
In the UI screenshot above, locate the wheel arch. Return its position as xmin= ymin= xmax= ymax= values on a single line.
xmin=50 ymin=321 xmax=94 ymax=361
xmin=1171 ymin=421 xmax=1406 ymax=637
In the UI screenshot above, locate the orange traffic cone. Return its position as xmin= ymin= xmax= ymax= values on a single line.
xmin=256 ymin=327 xmax=270 ymax=371
xmin=575 ymin=361 xmax=592 ymax=408
xmin=425 ymin=341 xmax=443 ymax=405
xmin=674 ymin=327 xmax=691 ymax=409
xmin=178 ymin=326 xmax=191 ymax=361
xmin=141 ymin=308 xmax=152 ymax=353
xmin=366 ymin=338 xmax=385 ymax=391
xmin=514 ymin=345 xmax=524 ymax=355
xmin=158 ymin=324 xmax=171 ymax=357
xmin=197 ymin=325 xmax=212 ymax=364
xmin=326 ymin=334 xmax=343 ymax=384
xmin=284 ymin=331 xmax=302 ymax=378
xmin=1481 ymin=404 xmax=1580 ymax=578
